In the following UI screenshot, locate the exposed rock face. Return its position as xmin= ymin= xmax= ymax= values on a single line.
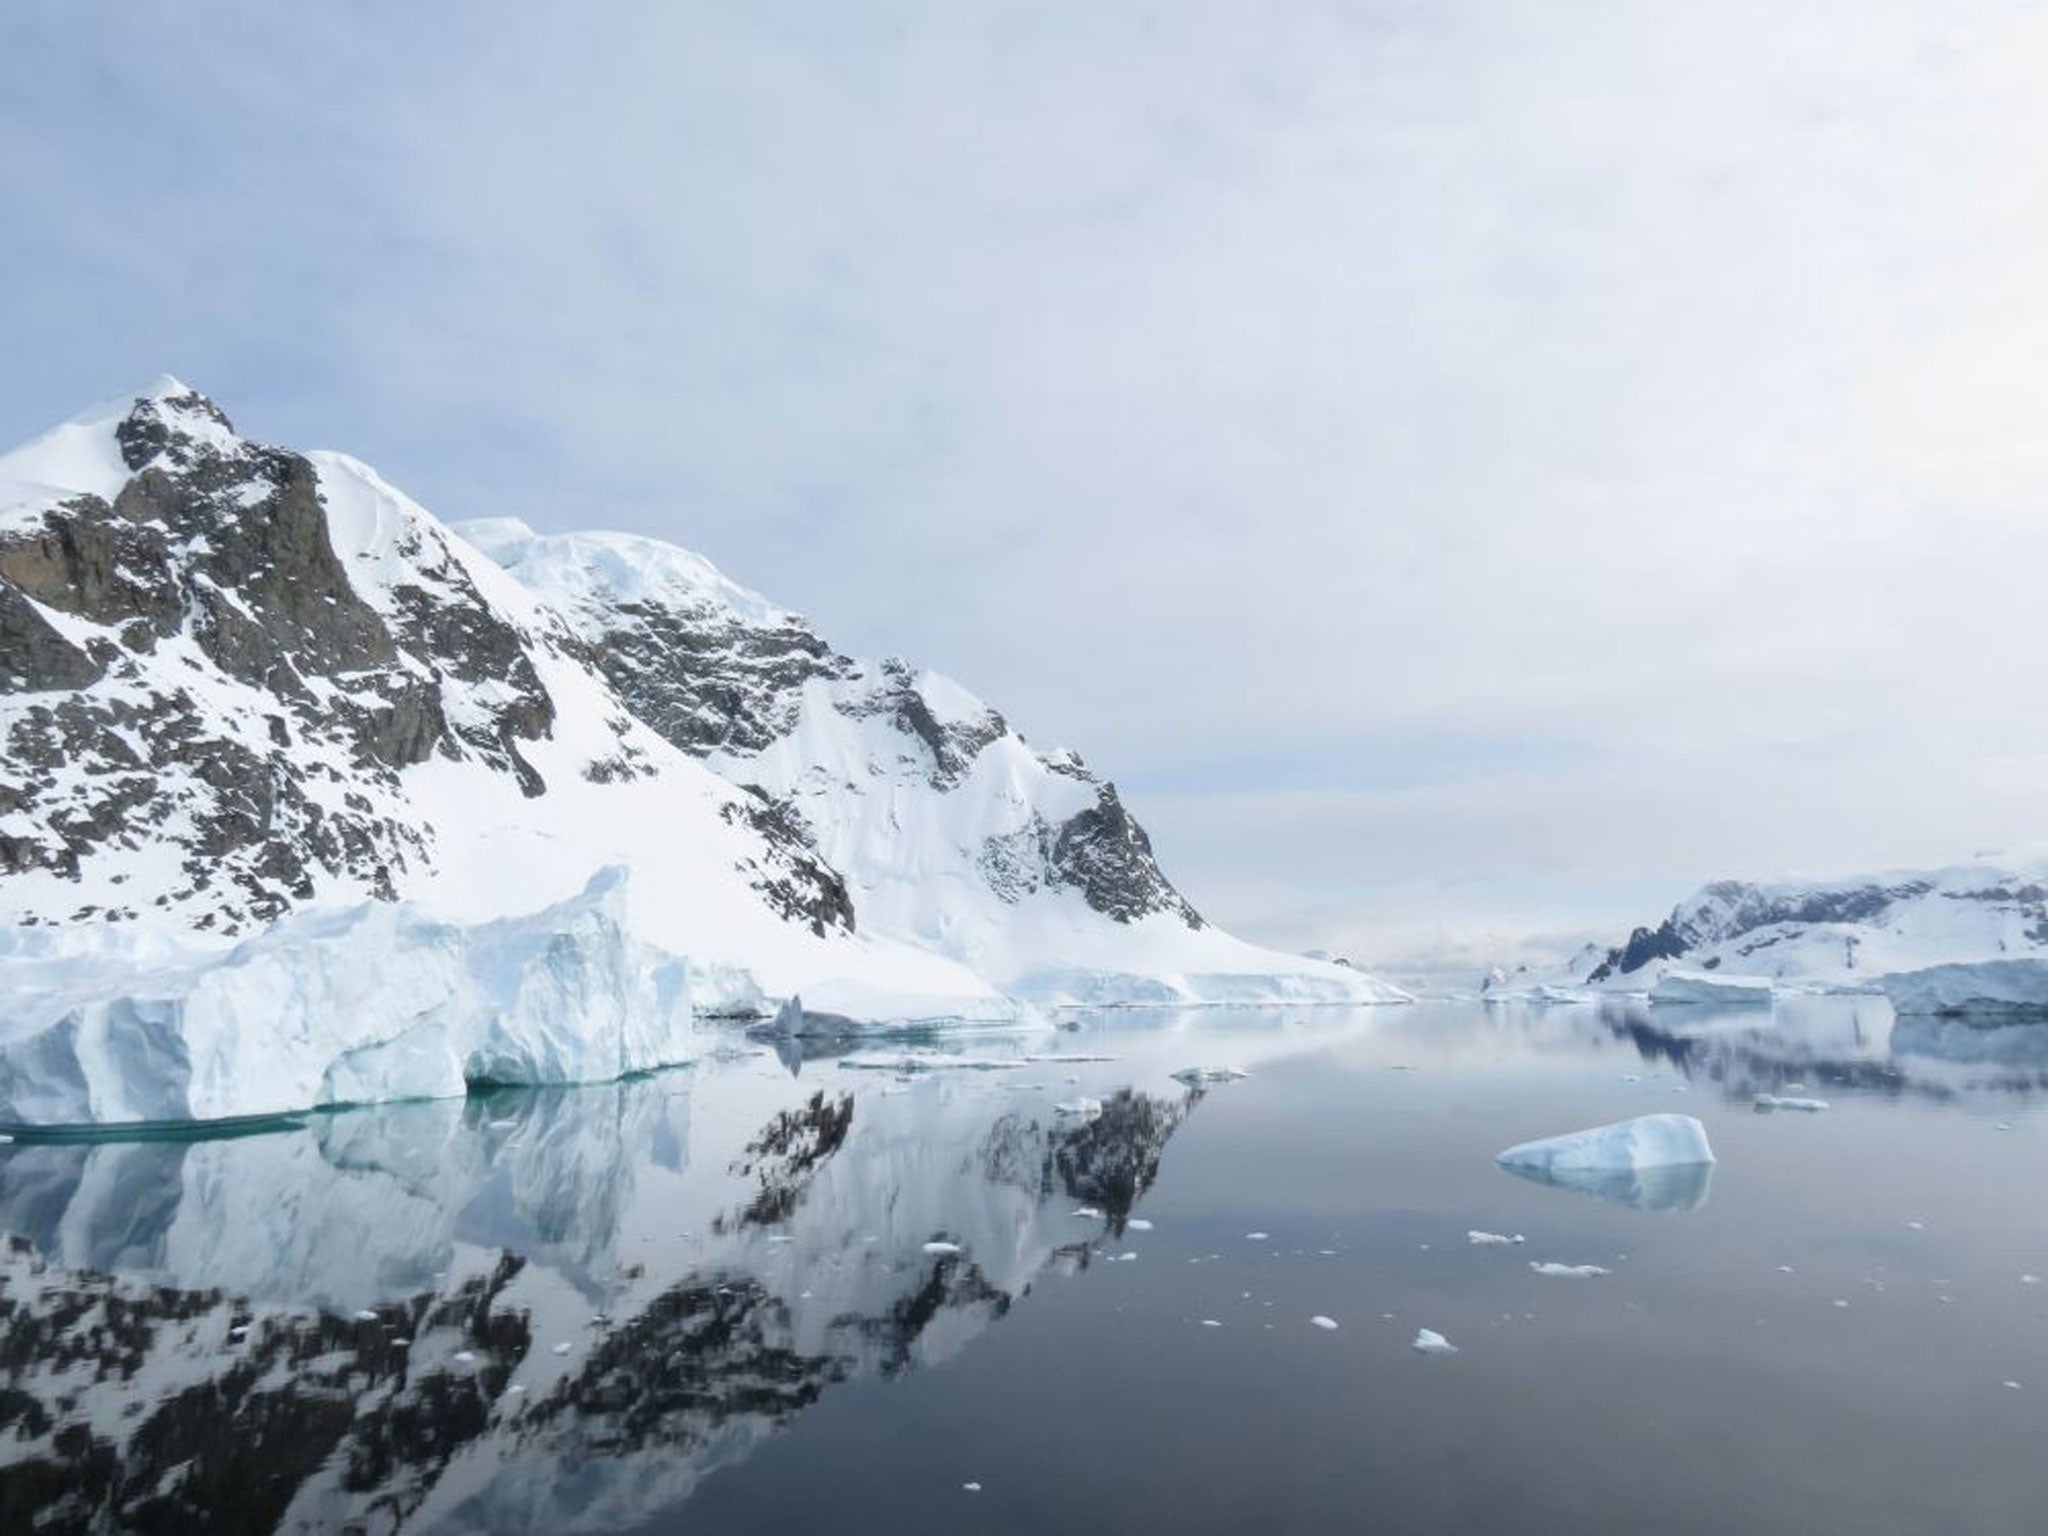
xmin=0 ymin=389 xmax=466 ymax=926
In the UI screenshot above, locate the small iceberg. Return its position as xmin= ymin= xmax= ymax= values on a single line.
xmin=1412 ymin=1328 xmax=1458 ymax=1354
xmin=1883 ymin=959 xmax=2048 ymax=1019
xmin=1754 ymin=1094 xmax=1830 ymax=1113
xmin=1171 ymin=1066 xmax=1249 ymax=1086
xmin=1310 ymin=1315 xmax=1339 ymax=1330
xmin=922 ymin=1240 xmax=964 ymax=1257
xmin=1649 ymin=970 xmax=1775 ymax=1007
xmin=1496 ymin=1114 xmax=1716 ymax=1213
xmin=1529 ymin=1262 xmax=1611 ymax=1278
xmin=1053 ymin=1097 xmax=1103 ymax=1119
xmin=1468 ymin=1230 xmax=1525 ymax=1246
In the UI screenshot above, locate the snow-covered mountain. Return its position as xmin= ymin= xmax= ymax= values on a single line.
xmin=1499 ymin=855 xmax=2048 ymax=996
xmin=461 ymin=517 xmax=1389 ymax=1007
xmin=0 ymin=379 xmax=1395 ymax=1123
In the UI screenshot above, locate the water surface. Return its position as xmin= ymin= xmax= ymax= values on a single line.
xmin=2 ymin=997 xmax=2044 ymax=1533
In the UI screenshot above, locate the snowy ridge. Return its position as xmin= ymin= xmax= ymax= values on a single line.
xmin=1488 ymin=855 xmax=2048 ymax=998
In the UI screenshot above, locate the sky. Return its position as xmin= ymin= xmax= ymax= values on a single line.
xmin=6 ymin=1 xmax=2048 ymax=971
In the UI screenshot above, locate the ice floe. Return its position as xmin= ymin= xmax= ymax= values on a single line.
xmin=1649 ymin=971 xmax=1775 ymax=1007
xmin=1529 ymin=1262 xmax=1611 ymax=1278
xmin=1495 ymin=1114 xmax=1716 ymax=1213
xmin=1412 ymin=1328 xmax=1457 ymax=1354
xmin=1883 ymin=959 xmax=2048 ymax=1019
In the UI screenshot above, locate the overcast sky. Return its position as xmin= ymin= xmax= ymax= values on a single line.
xmin=7 ymin=2 xmax=2048 ymax=969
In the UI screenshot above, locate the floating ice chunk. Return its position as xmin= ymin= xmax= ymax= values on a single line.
xmin=1128 ymin=1218 xmax=1154 ymax=1232
xmin=963 ymin=1482 xmax=983 ymax=1493
xmin=1412 ymin=1328 xmax=1457 ymax=1354
xmin=1755 ymin=1095 xmax=1831 ymax=1112
xmin=351 ymin=1309 xmax=380 ymax=1322
xmin=922 ymin=1241 xmax=964 ymax=1257
xmin=1496 ymin=1115 xmax=1715 ymax=1213
xmin=1310 ymin=1315 xmax=1339 ymax=1330
xmin=1071 ymin=1207 xmax=1103 ymax=1219
xmin=2023 ymin=1274 xmax=2041 ymax=1286
xmin=1200 ymin=1319 xmax=1222 ymax=1328
xmin=1650 ymin=970 xmax=1775 ymax=1006
xmin=1172 ymin=1066 xmax=1249 ymax=1086
xmin=1245 ymin=1231 xmax=1270 ymax=1241
xmin=1116 ymin=1251 xmax=1138 ymax=1262
xmin=1883 ymin=959 xmax=2048 ymax=1019
xmin=1053 ymin=1097 xmax=1102 ymax=1119
xmin=1468 ymin=1230 xmax=1525 ymax=1246
xmin=552 ymin=1342 xmax=574 ymax=1355
xmin=1530 ymin=1262 xmax=1611 ymax=1278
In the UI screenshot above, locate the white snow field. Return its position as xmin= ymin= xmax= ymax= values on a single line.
xmin=1882 ymin=959 xmax=2048 ymax=1019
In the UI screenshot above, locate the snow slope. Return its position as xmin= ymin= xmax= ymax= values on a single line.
xmin=461 ymin=519 xmax=1402 ymax=1007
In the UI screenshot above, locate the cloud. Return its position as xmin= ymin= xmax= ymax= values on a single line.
xmin=6 ymin=1 xmax=2048 ymax=961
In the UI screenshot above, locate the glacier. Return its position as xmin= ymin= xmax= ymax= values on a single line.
xmin=0 ymin=868 xmax=710 ymax=1126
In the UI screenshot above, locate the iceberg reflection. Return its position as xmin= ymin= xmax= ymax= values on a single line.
xmin=1497 ymin=1156 xmax=1715 ymax=1213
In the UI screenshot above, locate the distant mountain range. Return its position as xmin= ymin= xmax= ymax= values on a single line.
xmin=1486 ymin=856 xmax=2048 ymax=998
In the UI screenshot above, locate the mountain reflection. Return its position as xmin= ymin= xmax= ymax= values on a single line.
xmin=0 ymin=1047 xmax=1200 ymax=1535
xmin=1586 ymin=996 xmax=2048 ymax=1101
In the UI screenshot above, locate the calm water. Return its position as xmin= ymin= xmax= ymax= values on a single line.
xmin=3 ymin=997 xmax=2046 ymax=1533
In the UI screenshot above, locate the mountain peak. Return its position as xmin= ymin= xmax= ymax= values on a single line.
xmin=1 ymin=375 xmax=238 ymax=511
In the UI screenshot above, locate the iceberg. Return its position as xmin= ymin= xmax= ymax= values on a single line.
xmin=0 ymin=868 xmax=701 ymax=1129
xmin=1649 ymin=971 xmax=1775 ymax=1007
xmin=1882 ymin=960 xmax=2048 ymax=1019
xmin=1495 ymin=1114 xmax=1716 ymax=1213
